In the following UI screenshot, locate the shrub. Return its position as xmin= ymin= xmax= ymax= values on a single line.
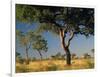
xmin=19 ymin=59 xmax=25 ymax=64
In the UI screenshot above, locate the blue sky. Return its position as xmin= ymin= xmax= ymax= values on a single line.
xmin=16 ymin=22 xmax=94 ymax=59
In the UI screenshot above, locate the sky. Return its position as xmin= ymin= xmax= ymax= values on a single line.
xmin=16 ymin=22 xmax=94 ymax=59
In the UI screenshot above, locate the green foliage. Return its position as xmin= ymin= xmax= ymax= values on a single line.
xmin=51 ymin=52 xmax=65 ymax=60
xmin=16 ymin=30 xmax=29 ymax=46
xmin=16 ymin=4 xmax=94 ymax=37
xmin=36 ymin=23 xmax=60 ymax=35
xmin=16 ymin=30 xmax=36 ymax=64
xmin=32 ymin=34 xmax=48 ymax=52
xmin=16 ymin=4 xmax=40 ymax=23
xmin=16 ymin=29 xmax=48 ymax=60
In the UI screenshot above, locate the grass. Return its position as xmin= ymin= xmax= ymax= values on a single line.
xmin=16 ymin=64 xmax=29 ymax=73
xmin=46 ymin=64 xmax=58 ymax=71
xmin=16 ymin=58 xmax=94 ymax=73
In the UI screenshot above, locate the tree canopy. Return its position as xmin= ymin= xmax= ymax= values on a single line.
xmin=16 ymin=4 xmax=94 ymax=37
xmin=32 ymin=34 xmax=48 ymax=52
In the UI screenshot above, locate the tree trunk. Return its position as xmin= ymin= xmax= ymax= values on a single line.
xmin=62 ymin=45 xmax=71 ymax=65
xmin=25 ymin=48 xmax=29 ymax=64
xmin=65 ymin=47 xmax=71 ymax=65
xmin=59 ymin=29 xmax=74 ymax=65
xmin=38 ymin=51 xmax=42 ymax=60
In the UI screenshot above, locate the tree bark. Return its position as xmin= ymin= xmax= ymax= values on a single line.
xmin=25 ymin=43 xmax=31 ymax=64
xmin=59 ymin=29 xmax=74 ymax=65
xmin=65 ymin=47 xmax=71 ymax=65
xmin=25 ymin=47 xmax=29 ymax=64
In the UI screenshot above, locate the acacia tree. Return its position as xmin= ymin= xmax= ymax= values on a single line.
xmin=16 ymin=30 xmax=48 ymax=62
xmin=16 ymin=30 xmax=34 ymax=64
xmin=27 ymin=31 xmax=48 ymax=60
xmin=16 ymin=4 xmax=94 ymax=65
xmin=32 ymin=34 xmax=48 ymax=60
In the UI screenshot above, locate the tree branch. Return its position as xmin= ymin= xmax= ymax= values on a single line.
xmin=39 ymin=16 xmax=63 ymax=29
xmin=59 ymin=29 xmax=66 ymax=51
xmin=66 ymin=31 xmax=74 ymax=47
xmin=26 ymin=42 xmax=31 ymax=51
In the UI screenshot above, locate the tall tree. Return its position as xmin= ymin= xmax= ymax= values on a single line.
xmin=16 ymin=4 xmax=94 ymax=65
xmin=16 ymin=30 xmax=33 ymax=64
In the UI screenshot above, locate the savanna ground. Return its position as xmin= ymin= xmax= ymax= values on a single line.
xmin=16 ymin=58 xmax=94 ymax=73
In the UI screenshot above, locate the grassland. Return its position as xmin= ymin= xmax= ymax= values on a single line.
xmin=16 ymin=58 xmax=94 ymax=73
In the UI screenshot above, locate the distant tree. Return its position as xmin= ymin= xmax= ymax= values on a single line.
xmin=91 ymin=49 xmax=94 ymax=57
xmin=51 ymin=55 xmax=56 ymax=59
xmin=16 ymin=4 xmax=94 ymax=65
xmin=84 ymin=53 xmax=91 ymax=59
xmin=16 ymin=30 xmax=34 ymax=64
xmin=16 ymin=30 xmax=48 ymax=63
xmin=32 ymin=34 xmax=48 ymax=60
xmin=56 ymin=52 xmax=62 ymax=58
xmin=51 ymin=52 xmax=64 ymax=59
xmin=91 ymin=49 xmax=94 ymax=54
xmin=61 ymin=54 xmax=66 ymax=59
xmin=71 ymin=53 xmax=77 ymax=59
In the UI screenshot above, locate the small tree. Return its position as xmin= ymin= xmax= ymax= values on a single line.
xmin=84 ymin=53 xmax=91 ymax=59
xmin=32 ymin=34 xmax=48 ymax=60
xmin=51 ymin=52 xmax=63 ymax=60
xmin=71 ymin=53 xmax=77 ymax=59
xmin=91 ymin=49 xmax=94 ymax=58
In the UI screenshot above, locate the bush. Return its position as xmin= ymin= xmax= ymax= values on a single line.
xmin=19 ymin=59 xmax=25 ymax=64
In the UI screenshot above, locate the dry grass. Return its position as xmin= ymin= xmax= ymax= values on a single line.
xmin=16 ymin=58 xmax=94 ymax=73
